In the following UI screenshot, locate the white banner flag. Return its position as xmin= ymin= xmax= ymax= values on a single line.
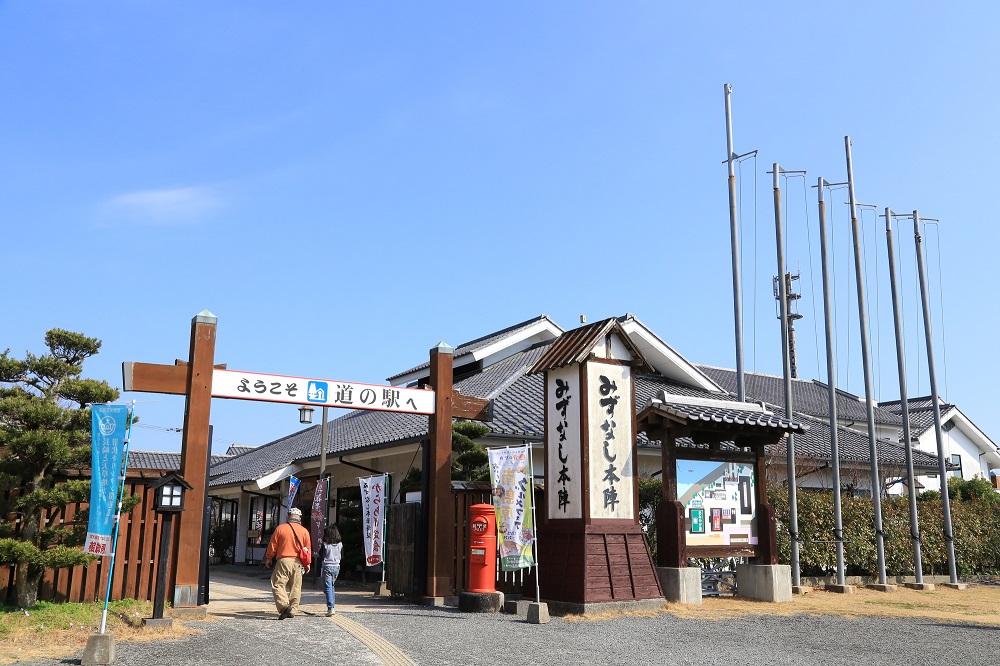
xmin=359 ymin=474 xmax=386 ymax=566
xmin=487 ymin=445 xmax=536 ymax=571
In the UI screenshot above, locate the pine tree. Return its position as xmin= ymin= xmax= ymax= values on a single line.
xmin=0 ymin=329 xmax=121 ymax=607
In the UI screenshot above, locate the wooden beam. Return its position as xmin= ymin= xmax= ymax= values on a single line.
xmin=122 ymin=362 xmax=189 ymax=395
xmin=452 ymin=393 xmax=490 ymax=421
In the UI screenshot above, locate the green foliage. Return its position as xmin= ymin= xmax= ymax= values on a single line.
xmin=637 ymin=476 xmax=662 ymax=560
xmin=947 ymin=476 xmax=1000 ymax=505
xmin=0 ymin=329 xmax=121 ymax=606
xmin=452 ymin=420 xmax=490 ymax=481
xmin=210 ymin=520 xmax=236 ymax=564
xmin=768 ymin=484 xmax=1000 ymax=577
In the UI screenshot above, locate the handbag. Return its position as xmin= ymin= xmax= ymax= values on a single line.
xmin=290 ymin=524 xmax=311 ymax=567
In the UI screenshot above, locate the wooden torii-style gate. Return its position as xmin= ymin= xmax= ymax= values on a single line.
xmin=123 ymin=311 xmax=488 ymax=607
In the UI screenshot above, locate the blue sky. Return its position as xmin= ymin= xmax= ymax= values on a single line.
xmin=3 ymin=3 xmax=998 ymax=457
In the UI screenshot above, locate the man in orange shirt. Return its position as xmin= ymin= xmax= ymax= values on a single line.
xmin=264 ymin=507 xmax=311 ymax=619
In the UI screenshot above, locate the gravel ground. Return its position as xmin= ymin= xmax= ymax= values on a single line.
xmin=12 ymin=571 xmax=1000 ymax=666
xmin=19 ymin=600 xmax=997 ymax=666
xmin=357 ymin=602 xmax=1000 ymax=666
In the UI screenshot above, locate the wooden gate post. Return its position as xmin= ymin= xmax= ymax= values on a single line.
xmin=172 ymin=311 xmax=217 ymax=607
xmin=425 ymin=343 xmax=454 ymax=599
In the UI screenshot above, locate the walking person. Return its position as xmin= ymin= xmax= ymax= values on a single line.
xmin=264 ymin=507 xmax=310 ymax=619
xmin=320 ymin=525 xmax=343 ymax=616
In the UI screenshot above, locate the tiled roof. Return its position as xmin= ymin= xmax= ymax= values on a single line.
xmin=643 ymin=396 xmax=805 ymax=432
xmin=211 ymin=325 xmax=944 ymax=488
xmin=696 ymin=365 xmax=904 ymax=426
xmin=386 ymin=315 xmax=560 ymax=381
xmin=225 ymin=445 xmax=257 ymax=457
xmin=128 ymin=450 xmax=181 ymax=471
xmin=129 ymin=450 xmax=233 ymax=471
xmin=881 ymin=397 xmax=955 ymax=438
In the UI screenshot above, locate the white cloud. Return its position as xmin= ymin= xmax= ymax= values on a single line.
xmin=100 ymin=185 xmax=223 ymax=226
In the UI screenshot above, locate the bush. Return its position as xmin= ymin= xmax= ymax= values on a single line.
xmin=637 ymin=477 xmax=1000 ymax=575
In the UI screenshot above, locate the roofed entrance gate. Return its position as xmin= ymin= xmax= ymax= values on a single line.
xmin=637 ymin=390 xmax=804 ymax=602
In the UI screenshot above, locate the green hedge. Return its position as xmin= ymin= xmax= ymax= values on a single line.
xmin=636 ymin=477 xmax=1000 ymax=576
xmin=768 ymin=486 xmax=1000 ymax=576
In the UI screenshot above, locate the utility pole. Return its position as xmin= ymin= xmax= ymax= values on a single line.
xmin=773 ymin=272 xmax=804 ymax=378
xmin=770 ymin=163 xmax=802 ymax=589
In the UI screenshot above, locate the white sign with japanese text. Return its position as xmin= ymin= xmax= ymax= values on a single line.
xmin=211 ymin=369 xmax=435 ymax=414
xmin=587 ymin=362 xmax=634 ymax=520
xmin=545 ymin=365 xmax=582 ymax=519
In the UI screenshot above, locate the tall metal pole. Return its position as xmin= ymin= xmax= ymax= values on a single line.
xmin=844 ymin=137 xmax=887 ymax=585
xmin=772 ymin=164 xmax=800 ymax=586
xmin=912 ymin=210 xmax=959 ymax=583
xmin=816 ymin=178 xmax=847 ymax=585
xmin=316 ymin=405 xmax=329 ymax=580
xmin=725 ymin=83 xmax=746 ymax=401
xmin=885 ymin=208 xmax=924 ymax=583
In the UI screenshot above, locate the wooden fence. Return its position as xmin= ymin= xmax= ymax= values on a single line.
xmin=1 ymin=474 xmax=169 ymax=605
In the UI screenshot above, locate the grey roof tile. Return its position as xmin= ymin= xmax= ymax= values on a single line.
xmin=211 ymin=325 xmax=943 ymax=488
xmin=696 ymin=365 xmax=904 ymax=425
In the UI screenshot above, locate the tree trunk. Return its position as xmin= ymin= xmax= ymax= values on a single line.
xmin=14 ymin=558 xmax=41 ymax=608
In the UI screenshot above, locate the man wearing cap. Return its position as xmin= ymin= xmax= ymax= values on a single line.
xmin=264 ymin=507 xmax=311 ymax=619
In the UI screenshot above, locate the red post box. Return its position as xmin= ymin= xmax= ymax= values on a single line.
xmin=467 ymin=503 xmax=497 ymax=594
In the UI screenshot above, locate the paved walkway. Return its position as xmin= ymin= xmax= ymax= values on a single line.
xmin=205 ymin=567 xmax=416 ymax=666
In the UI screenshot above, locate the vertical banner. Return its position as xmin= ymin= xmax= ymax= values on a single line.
xmin=488 ymin=445 xmax=536 ymax=571
xmin=359 ymin=474 xmax=385 ymax=566
xmin=287 ymin=476 xmax=301 ymax=509
xmin=85 ymin=404 xmax=129 ymax=556
xmin=310 ymin=477 xmax=328 ymax=552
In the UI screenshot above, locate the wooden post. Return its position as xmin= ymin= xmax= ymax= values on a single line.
xmin=657 ymin=427 xmax=687 ymax=568
xmin=172 ymin=311 xmax=217 ymax=607
xmin=425 ymin=343 xmax=453 ymax=598
xmin=754 ymin=438 xmax=778 ymax=565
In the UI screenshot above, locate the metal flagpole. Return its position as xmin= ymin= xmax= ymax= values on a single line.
xmin=381 ymin=474 xmax=388 ymax=584
xmin=885 ymin=209 xmax=925 ymax=582
xmin=99 ymin=402 xmax=134 ymax=635
xmin=816 ymin=178 xmax=847 ymax=585
xmin=771 ymin=164 xmax=801 ymax=587
xmin=526 ymin=442 xmax=541 ymax=604
xmin=725 ymin=83 xmax=750 ymax=402
xmin=911 ymin=210 xmax=959 ymax=583
xmin=845 ymin=137 xmax=888 ymax=585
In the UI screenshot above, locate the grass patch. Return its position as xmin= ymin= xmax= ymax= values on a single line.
xmin=0 ymin=599 xmax=198 ymax=664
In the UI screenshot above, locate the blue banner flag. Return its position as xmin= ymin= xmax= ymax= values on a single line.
xmin=287 ymin=476 xmax=301 ymax=509
xmin=85 ymin=404 xmax=129 ymax=556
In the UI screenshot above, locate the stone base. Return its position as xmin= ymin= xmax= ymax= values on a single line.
xmin=420 ymin=595 xmax=459 ymax=607
xmin=904 ymin=582 xmax=936 ymax=591
xmin=942 ymin=582 xmax=970 ymax=590
xmin=544 ymin=597 xmax=665 ymax=616
xmin=374 ymin=581 xmax=390 ymax=597
xmin=867 ymin=583 xmax=898 ymax=593
xmin=527 ymin=602 xmax=550 ymax=624
xmin=792 ymin=585 xmax=814 ymax=595
xmin=81 ymin=632 xmax=115 ymax=666
xmin=825 ymin=584 xmax=856 ymax=594
xmin=459 ymin=591 xmax=503 ymax=613
xmin=168 ymin=606 xmax=207 ymax=619
xmin=142 ymin=617 xmax=174 ymax=629
xmin=656 ymin=567 xmax=702 ymax=606
xmin=736 ymin=564 xmax=792 ymax=603
xmin=504 ymin=598 xmax=531 ymax=616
